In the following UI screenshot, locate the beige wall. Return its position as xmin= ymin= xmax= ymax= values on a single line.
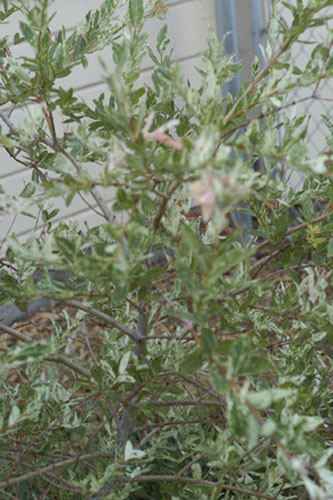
xmin=0 ymin=0 xmax=216 ymax=241
xmin=3 ymin=1 xmax=327 ymax=242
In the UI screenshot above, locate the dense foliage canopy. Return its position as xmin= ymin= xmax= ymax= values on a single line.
xmin=0 ymin=0 xmax=332 ymax=498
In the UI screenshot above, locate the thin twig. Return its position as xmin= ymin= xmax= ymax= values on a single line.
xmin=153 ymin=181 xmax=180 ymax=232
xmin=66 ymin=300 xmax=140 ymax=342
xmin=255 ymin=210 xmax=333 ymax=255
xmin=223 ymin=6 xmax=316 ymax=127
xmin=0 ymin=322 xmax=92 ymax=379
xmin=124 ymin=475 xmax=276 ymax=500
xmin=0 ymin=489 xmax=19 ymax=500
xmin=177 ymin=451 xmax=206 ymax=476
xmin=82 ymin=318 xmax=99 ymax=366
xmin=134 ymin=417 xmax=223 ymax=433
xmin=0 ymin=452 xmax=112 ymax=489
xmin=0 ymin=110 xmax=114 ymax=225
xmin=15 ymin=395 xmax=99 ymax=470
xmin=135 ymin=398 xmax=223 ymax=408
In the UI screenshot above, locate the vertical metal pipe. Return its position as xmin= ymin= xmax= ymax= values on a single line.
xmin=249 ymin=0 xmax=267 ymax=69
xmin=215 ymin=0 xmax=253 ymax=235
xmin=215 ymin=0 xmax=242 ymax=97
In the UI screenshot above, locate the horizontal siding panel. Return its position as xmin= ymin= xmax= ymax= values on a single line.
xmin=6 ymin=1 xmax=214 ymax=92
xmin=0 ymin=53 xmax=205 ymax=178
xmin=0 ymin=169 xmax=116 ymax=240
xmin=1 ymin=0 xmax=216 ymax=238
xmin=0 ymin=53 xmax=206 ymax=239
xmin=2 ymin=1 xmax=196 ymax=40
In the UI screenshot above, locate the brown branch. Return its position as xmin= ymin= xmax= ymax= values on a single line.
xmin=223 ymin=7 xmax=315 ymax=126
xmin=45 ymin=354 xmax=92 ymax=378
xmin=0 ymin=488 xmax=19 ymax=500
xmin=177 ymin=451 xmax=206 ymax=476
xmin=250 ymin=244 xmax=288 ymax=279
xmin=254 ymin=210 xmax=333 ymax=255
xmin=124 ymin=475 xmax=276 ymax=500
xmin=153 ymin=181 xmax=180 ymax=232
xmin=0 ymin=452 xmax=111 ymax=489
xmin=77 ymin=191 xmax=105 ymax=218
xmin=135 ymin=398 xmax=223 ymax=408
xmin=66 ymin=300 xmax=140 ymax=342
xmin=0 ymin=322 xmax=92 ymax=379
xmin=82 ymin=318 xmax=99 ymax=367
xmin=16 ymin=394 xmax=99 ymax=470
xmin=0 ymin=109 xmax=114 ymax=225
xmin=134 ymin=417 xmax=223 ymax=433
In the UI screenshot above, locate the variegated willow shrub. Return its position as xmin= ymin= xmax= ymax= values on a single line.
xmin=0 ymin=0 xmax=332 ymax=498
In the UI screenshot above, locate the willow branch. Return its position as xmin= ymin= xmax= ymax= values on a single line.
xmin=16 ymin=395 xmax=99 ymax=469
xmin=153 ymin=181 xmax=180 ymax=232
xmin=0 ymin=322 xmax=92 ymax=379
xmin=0 ymin=110 xmax=18 ymax=135
xmin=255 ymin=210 xmax=333 ymax=254
xmin=44 ymin=353 xmax=91 ymax=379
xmin=135 ymin=398 xmax=223 ymax=408
xmin=66 ymin=300 xmax=140 ymax=342
xmin=0 ymin=452 xmax=111 ymax=489
xmin=124 ymin=475 xmax=276 ymax=500
xmin=223 ymin=8 xmax=315 ymax=126
xmin=0 ymin=488 xmax=18 ymax=500
xmin=0 ymin=110 xmax=114 ymax=224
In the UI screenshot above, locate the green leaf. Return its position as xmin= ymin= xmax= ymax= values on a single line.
xmin=19 ymin=21 xmax=36 ymax=45
xmin=327 ymin=238 xmax=333 ymax=258
xmin=134 ymin=267 xmax=165 ymax=285
xmin=19 ymin=181 xmax=37 ymax=198
xmin=201 ymin=328 xmax=216 ymax=355
xmin=54 ymin=236 xmax=76 ymax=261
xmin=129 ymin=0 xmax=143 ymax=26
xmin=227 ymin=392 xmax=260 ymax=447
xmin=226 ymin=336 xmax=250 ymax=378
xmin=119 ymin=351 xmax=131 ymax=375
xmin=290 ymin=414 xmax=323 ymax=433
xmin=0 ymin=134 xmax=16 ymax=148
xmin=124 ymin=440 xmax=145 ymax=460
xmin=207 ymin=247 xmax=253 ymax=284
xmin=322 ymin=115 xmax=333 ymax=137
xmin=157 ymin=24 xmax=169 ymax=54
xmin=74 ymin=34 xmax=87 ymax=59
xmin=209 ymin=365 xmax=228 ymax=394
xmin=8 ymin=405 xmax=21 ymax=427
xmin=239 ymin=354 xmax=271 ymax=376
xmin=247 ymin=388 xmax=297 ymax=410
xmin=181 ymin=346 xmax=204 ymax=375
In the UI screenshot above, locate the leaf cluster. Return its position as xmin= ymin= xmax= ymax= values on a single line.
xmin=0 ymin=1 xmax=332 ymax=498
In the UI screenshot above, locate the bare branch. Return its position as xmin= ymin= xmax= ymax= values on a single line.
xmin=254 ymin=210 xmax=333 ymax=255
xmin=0 ymin=110 xmax=19 ymax=135
xmin=0 ymin=488 xmax=19 ymax=500
xmin=82 ymin=318 xmax=99 ymax=367
xmin=66 ymin=300 xmax=140 ymax=342
xmin=0 ymin=452 xmax=112 ymax=489
xmin=124 ymin=475 xmax=276 ymax=500
xmin=135 ymin=398 xmax=223 ymax=408
xmin=0 ymin=110 xmax=114 ymax=224
xmin=0 ymin=322 xmax=92 ymax=379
